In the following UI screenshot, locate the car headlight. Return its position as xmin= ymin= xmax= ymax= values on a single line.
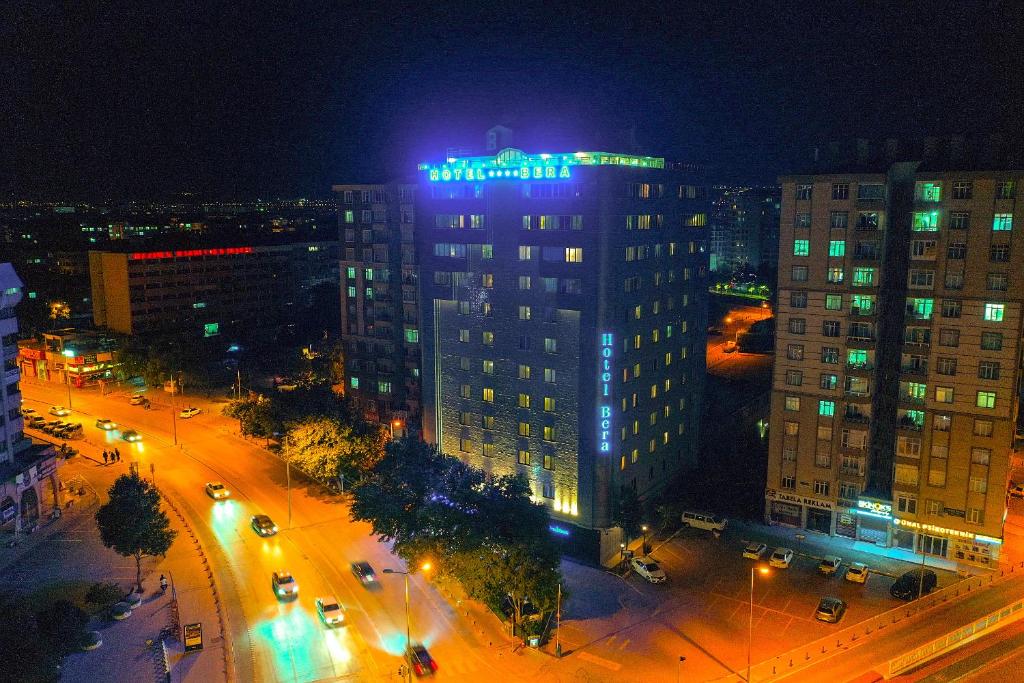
xmin=272 ymin=526 xmax=278 ymax=532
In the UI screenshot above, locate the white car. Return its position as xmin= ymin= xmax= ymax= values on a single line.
xmin=769 ymin=547 xmax=795 ymax=569
xmin=205 ymin=482 xmax=230 ymax=499
xmin=96 ymin=418 xmax=117 ymax=430
xmin=630 ymin=556 xmax=666 ymax=584
xmin=818 ymin=555 xmax=843 ymax=576
xmin=272 ymin=571 xmax=299 ymax=599
xmin=179 ymin=407 xmax=201 ymax=419
xmin=316 ymin=596 xmax=345 ymax=626
xmin=49 ymin=405 xmax=70 ymax=417
xmin=845 ymin=562 xmax=869 ymax=584
xmin=129 ymin=394 xmax=147 ymax=405
xmin=742 ymin=542 xmax=768 ymax=560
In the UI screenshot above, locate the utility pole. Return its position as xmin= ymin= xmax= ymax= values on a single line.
xmin=555 ymin=583 xmax=562 ymax=658
xmin=286 ymin=457 xmax=292 ymax=529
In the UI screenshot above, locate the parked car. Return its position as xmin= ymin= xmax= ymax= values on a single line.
xmin=96 ymin=418 xmax=117 ymax=430
xmin=27 ymin=415 xmax=46 ymax=428
xmin=769 ymin=547 xmax=795 ymax=568
xmin=723 ymin=340 xmax=737 ymax=353
xmin=315 ymin=596 xmax=345 ymax=626
xmin=129 ymin=394 xmax=147 ymax=405
xmin=742 ymin=542 xmax=768 ymax=560
xmin=890 ymin=569 xmax=937 ymax=600
xmin=630 ymin=556 xmax=667 ymax=583
xmin=42 ymin=420 xmax=63 ymax=434
xmin=179 ymin=407 xmax=201 ymax=419
xmin=250 ymin=514 xmax=278 ymax=537
xmin=121 ymin=430 xmax=142 ymax=442
xmin=815 ymin=597 xmax=847 ymax=623
xmin=818 ymin=555 xmax=843 ymax=576
xmin=1009 ymin=482 xmax=1024 ymax=499
xmin=680 ymin=511 xmax=728 ymax=532
xmin=406 ymin=643 xmax=438 ymax=677
xmin=351 ymin=561 xmax=377 ymax=585
xmin=55 ymin=422 xmax=83 ymax=438
xmin=21 ymin=407 xmax=37 ymax=417
xmin=272 ymin=571 xmax=299 ymax=599
xmin=49 ymin=405 xmax=70 ymax=417
xmin=845 ymin=562 xmax=869 ymax=584
xmin=205 ymin=482 xmax=230 ymax=500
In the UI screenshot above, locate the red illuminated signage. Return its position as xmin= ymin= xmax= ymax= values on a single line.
xmin=129 ymin=247 xmax=255 ymax=261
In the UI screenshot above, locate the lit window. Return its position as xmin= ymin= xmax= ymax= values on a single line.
xmin=519 ymin=306 xmax=531 ymax=320
xmin=518 ymin=450 xmax=531 ymax=465
xmin=828 ymin=240 xmax=845 ymax=257
xmin=405 ymin=329 xmax=419 ymax=343
xmin=565 ymin=247 xmax=584 ymax=263
xmin=793 ymin=239 xmax=809 ymax=256
xmin=518 ymin=276 xmax=532 ymax=290
xmin=544 ymin=338 xmax=557 ymax=353
xmin=983 ymin=303 xmax=1004 ymax=321
xmin=482 ymin=360 xmax=494 ymax=374
xmin=544 ymin=397 xmax=555 ymax=412
xmin=543 ymin=426 xmax=556 ymax=441
xmin=544 ymin=368 xmax=556 ymax=383
xmin=976 ymin=391 xmax=996 ymax=409
xmin=518 ymin=364 xmax=531 ymax=379
xmin=518 ymin=393 xmax=531 ymax=408
xmin=518 ymin=422 xmax=531 ymax=436
xmin=481 ymin=273 xmax=493 ymax=288
xmin=912 ymin=212 xmax=940 ymax=231
xmin=350 ymin=377 xmax=359 ymax=389
xmin=785 ymin=396 xmax=800 ymax=411
xmin=518 ymin=245 xmax=533 ymax=260
xmin=993 ymin=213 xmax=1013 ymax=231
xmin=819 ymin=400 xmax=835 ymax=417
xmin=483 ymin=331 xmax=494 ymax=346
xmin=825 ymin=294 xmax=842 ymax=311
xmin=483 ymin=387 xmax=494 ymax=402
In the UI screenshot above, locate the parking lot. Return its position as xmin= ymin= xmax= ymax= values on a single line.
xmin=557 ymin=521 xmax=959 ymax=682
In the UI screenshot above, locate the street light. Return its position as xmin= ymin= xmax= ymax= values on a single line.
xmin=748 ymin=566 xmax=770 ymax=681
xmin=390 ymin=419 xmax=403 ymax=439
xmin=641 ymin=524 xmax=649 ymax=554
xmin=383 ymin=562 xmax=432 ymax=683
xmin=62 ymin=348 xmax=75 ymax=410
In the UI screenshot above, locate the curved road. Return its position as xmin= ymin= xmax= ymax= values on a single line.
xmin=23 ymin=380 xmax=521 ymax=682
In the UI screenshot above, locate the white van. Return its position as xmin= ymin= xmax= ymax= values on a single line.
xmin=681 ymin=511 xmax=728 ymax=532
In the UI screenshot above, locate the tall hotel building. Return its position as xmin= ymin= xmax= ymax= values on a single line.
xmin=767 ymin=140 xmax=1022 ymax=568
xmin=416 ymin=148 xmax=708 ymax=559
xmin=331 ymin=184 xmax=421 ymax=431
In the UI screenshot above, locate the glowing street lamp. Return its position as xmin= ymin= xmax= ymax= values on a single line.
xmin=383 ymin=561 xmax=432 ymax=683
xmin=748 ymin=566 xmax=770 ymax=681
xmin=641 ymin=524 xmax=649 ymax=554
xmin=62 ymin=348 xmax=75 ymax=409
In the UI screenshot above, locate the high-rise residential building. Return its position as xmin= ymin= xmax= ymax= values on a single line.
xmin=415 ymin=148 xmax=709 ymax=561
xmin=709 ymin=186 xmax=780 ymax=273
xmin=332 ymin=183 xmax=421 ymax=432
xmin=767 ymin=139 xmax=1022 ymax=569
xmin=1 ymin=262 xmax=62 ymax=532
xmin=88 ymin=240 xmax=339 ymax=338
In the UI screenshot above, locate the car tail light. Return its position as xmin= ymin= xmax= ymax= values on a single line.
xmin=429 ymin=660 xmax=438 ymax=671
xmin=414 ymin=663 xmax=423 ymax=675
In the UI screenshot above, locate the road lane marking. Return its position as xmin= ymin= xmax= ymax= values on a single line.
xmin=576 ymin=650 xmax=623 ymax=671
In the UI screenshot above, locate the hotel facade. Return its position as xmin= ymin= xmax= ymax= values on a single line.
xmin=415 ymin=148 xmax=708 ymax=560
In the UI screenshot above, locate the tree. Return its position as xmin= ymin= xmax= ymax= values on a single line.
xmin=48 ymin=300 xmax=71 ymax=329
xmin=95 ymin=473 xmax=177 ymax=592
xmin=0 ymin=593 xmax=62 ymax=682
xmin=36 ymin=600 xmax=89 ymax=657
xmin=613 ymin=485 xmax=644 ymax=544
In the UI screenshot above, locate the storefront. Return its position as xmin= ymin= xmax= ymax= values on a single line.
xmin=805 ymin=508 xmax=833 ymax=534
xmin=856 ymin=498 xmax=892 ymax=545
xmin=835 ymin=510 xmax=858 ymax=539
xmin=17 ymin=345 xmax=47 ymax=380
xmin=765 ymin=489 xmax=835 ymax=530
xmin=769 ymin=501 xmax=802 ymax=527
xmin=892 ymin=518 xmax=1002 ymax=569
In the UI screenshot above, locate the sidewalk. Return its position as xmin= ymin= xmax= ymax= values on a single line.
xmin=22 ymin=434 xmax=228 ymax=683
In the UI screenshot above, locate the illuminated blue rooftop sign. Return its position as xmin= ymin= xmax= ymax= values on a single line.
xmin=419 ymin=147 xmax=664 ymax=182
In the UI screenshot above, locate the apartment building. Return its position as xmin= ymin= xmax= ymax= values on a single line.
xmin=767 ymin=144 xmax=1022 ymax=568
xmin=415 ymin=147 xmax=708 ymax=561
xmin=0 ymin=262 xmax=61 ymax=531
xmin=89 ymin=240 xmax=339 ymax=338
xmin=332 ymin=184 xmax=421 ymax=431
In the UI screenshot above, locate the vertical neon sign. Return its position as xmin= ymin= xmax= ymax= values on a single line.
xmin=599 ymin=333 xmax=613 ymax=453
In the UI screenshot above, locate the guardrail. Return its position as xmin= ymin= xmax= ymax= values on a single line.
xmin=713 ymin=562 xmax=1024 ymax=682
xmin=887 ymin=595 xmax=1024 ymax=676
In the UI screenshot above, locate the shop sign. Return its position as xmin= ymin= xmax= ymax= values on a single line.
xmin=765 ymin=489 xmax=834 ymax=510
xmin=943 ymin=507 xmax=966 ymax=518
xmin=597 ymin=333 xmax=613 ymax=454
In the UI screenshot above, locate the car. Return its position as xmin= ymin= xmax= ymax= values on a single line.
xmin=96 ymin=418 xmax=117 ymax=430
xmin=707 ymin=326 xmax=723 ymax=336
xmin=129 ymin=394 xmax=146 ymax=405
xmin=179 ymin=407 xmax=201 ymax=419
xmin=351 ymin=561 xmax=377 ymax=585
xmin=205 ymin=482 xmax=230 ymax=500
xmin=815 ymin=597 xmax=847 ymax=623
xmin=681 ymin=511 xmax=728 ymax=532
xmin=742 ymin=542 xmax=768 ymax=560
xmin=27 ymin=415 xmax=46 ymax=428
xmin=630 ymin=556 xmax=667 ymax=583
xmin=890 ymin=569 xmax=937 ymax=600
xmin=21 ymin=407 xmax=37 ymax=417
xmin=121 ymin=430 xmax=142 ymax=442
xmin=406 ymin=643 xmax=438 ymax=677
xmin=272 ymin=571 xmax=298 ymax=599
xmin=818 ymin=555 xmax=843 ymax=576
xmin=769 ymin=547 xmax=795 ymax=568
xmin=55 ymin=422 xmax=83 ymax=438
xmin=315 ymin=596 xmax=345 ymax=626
xmin=42 ymin=419 xmax=63 ymax=434
xmin=251 ymin=514 xmax=278 ymax=536
xmin=49 ymin=405 xmax=70 ymax=417
xmin=723 ymin=340 xmax=737 ymax=353
xmin=1009 ymin=482 xmax=1024 ymax=499
xmin=845 ymin=562 xmax=869 ymax=584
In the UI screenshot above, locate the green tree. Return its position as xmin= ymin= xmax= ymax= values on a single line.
xmin=36 ymin=600 xmax=89 ymax=657
xmin=0 ymin=593 xmax=61 ymax=682
xmin=613 ymin=485 xmax=644 ymax=544
xmin=95 ymin=473 xmax=177 ymax=592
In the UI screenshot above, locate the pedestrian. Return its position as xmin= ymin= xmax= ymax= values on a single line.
xmin=102 ymin=451 xmax=109 ymax=464
xmin=115 ymin=448 xmax=121 ymax=462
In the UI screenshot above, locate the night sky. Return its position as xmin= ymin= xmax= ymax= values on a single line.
xmin=5 ymin=0 xmax=1023 ymax=199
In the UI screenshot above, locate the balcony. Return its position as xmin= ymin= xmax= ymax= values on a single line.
xmin=843 ymin=410 xmax=871 ymax=425
xmin=850 ymin=306 xmax=876 ymax=318
xmin=903 ymin=331 xmax=931 ymax=347
xmin=899 ymin=394 xmax=926 ymax=406
xmin=847 ymin=335 xmax=876 ymax=348
xmin=897 ymin=416 xmax=924 ymax=432
xmin=846 ymin=362 xmax=875 ymax=374
xmin=900 ymin=364 xmax=928 ymax=377
xmin=855 ymin=221 xmax=879 ymax=232
xmin=853 ymin=248 xmax=880 ymax=260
